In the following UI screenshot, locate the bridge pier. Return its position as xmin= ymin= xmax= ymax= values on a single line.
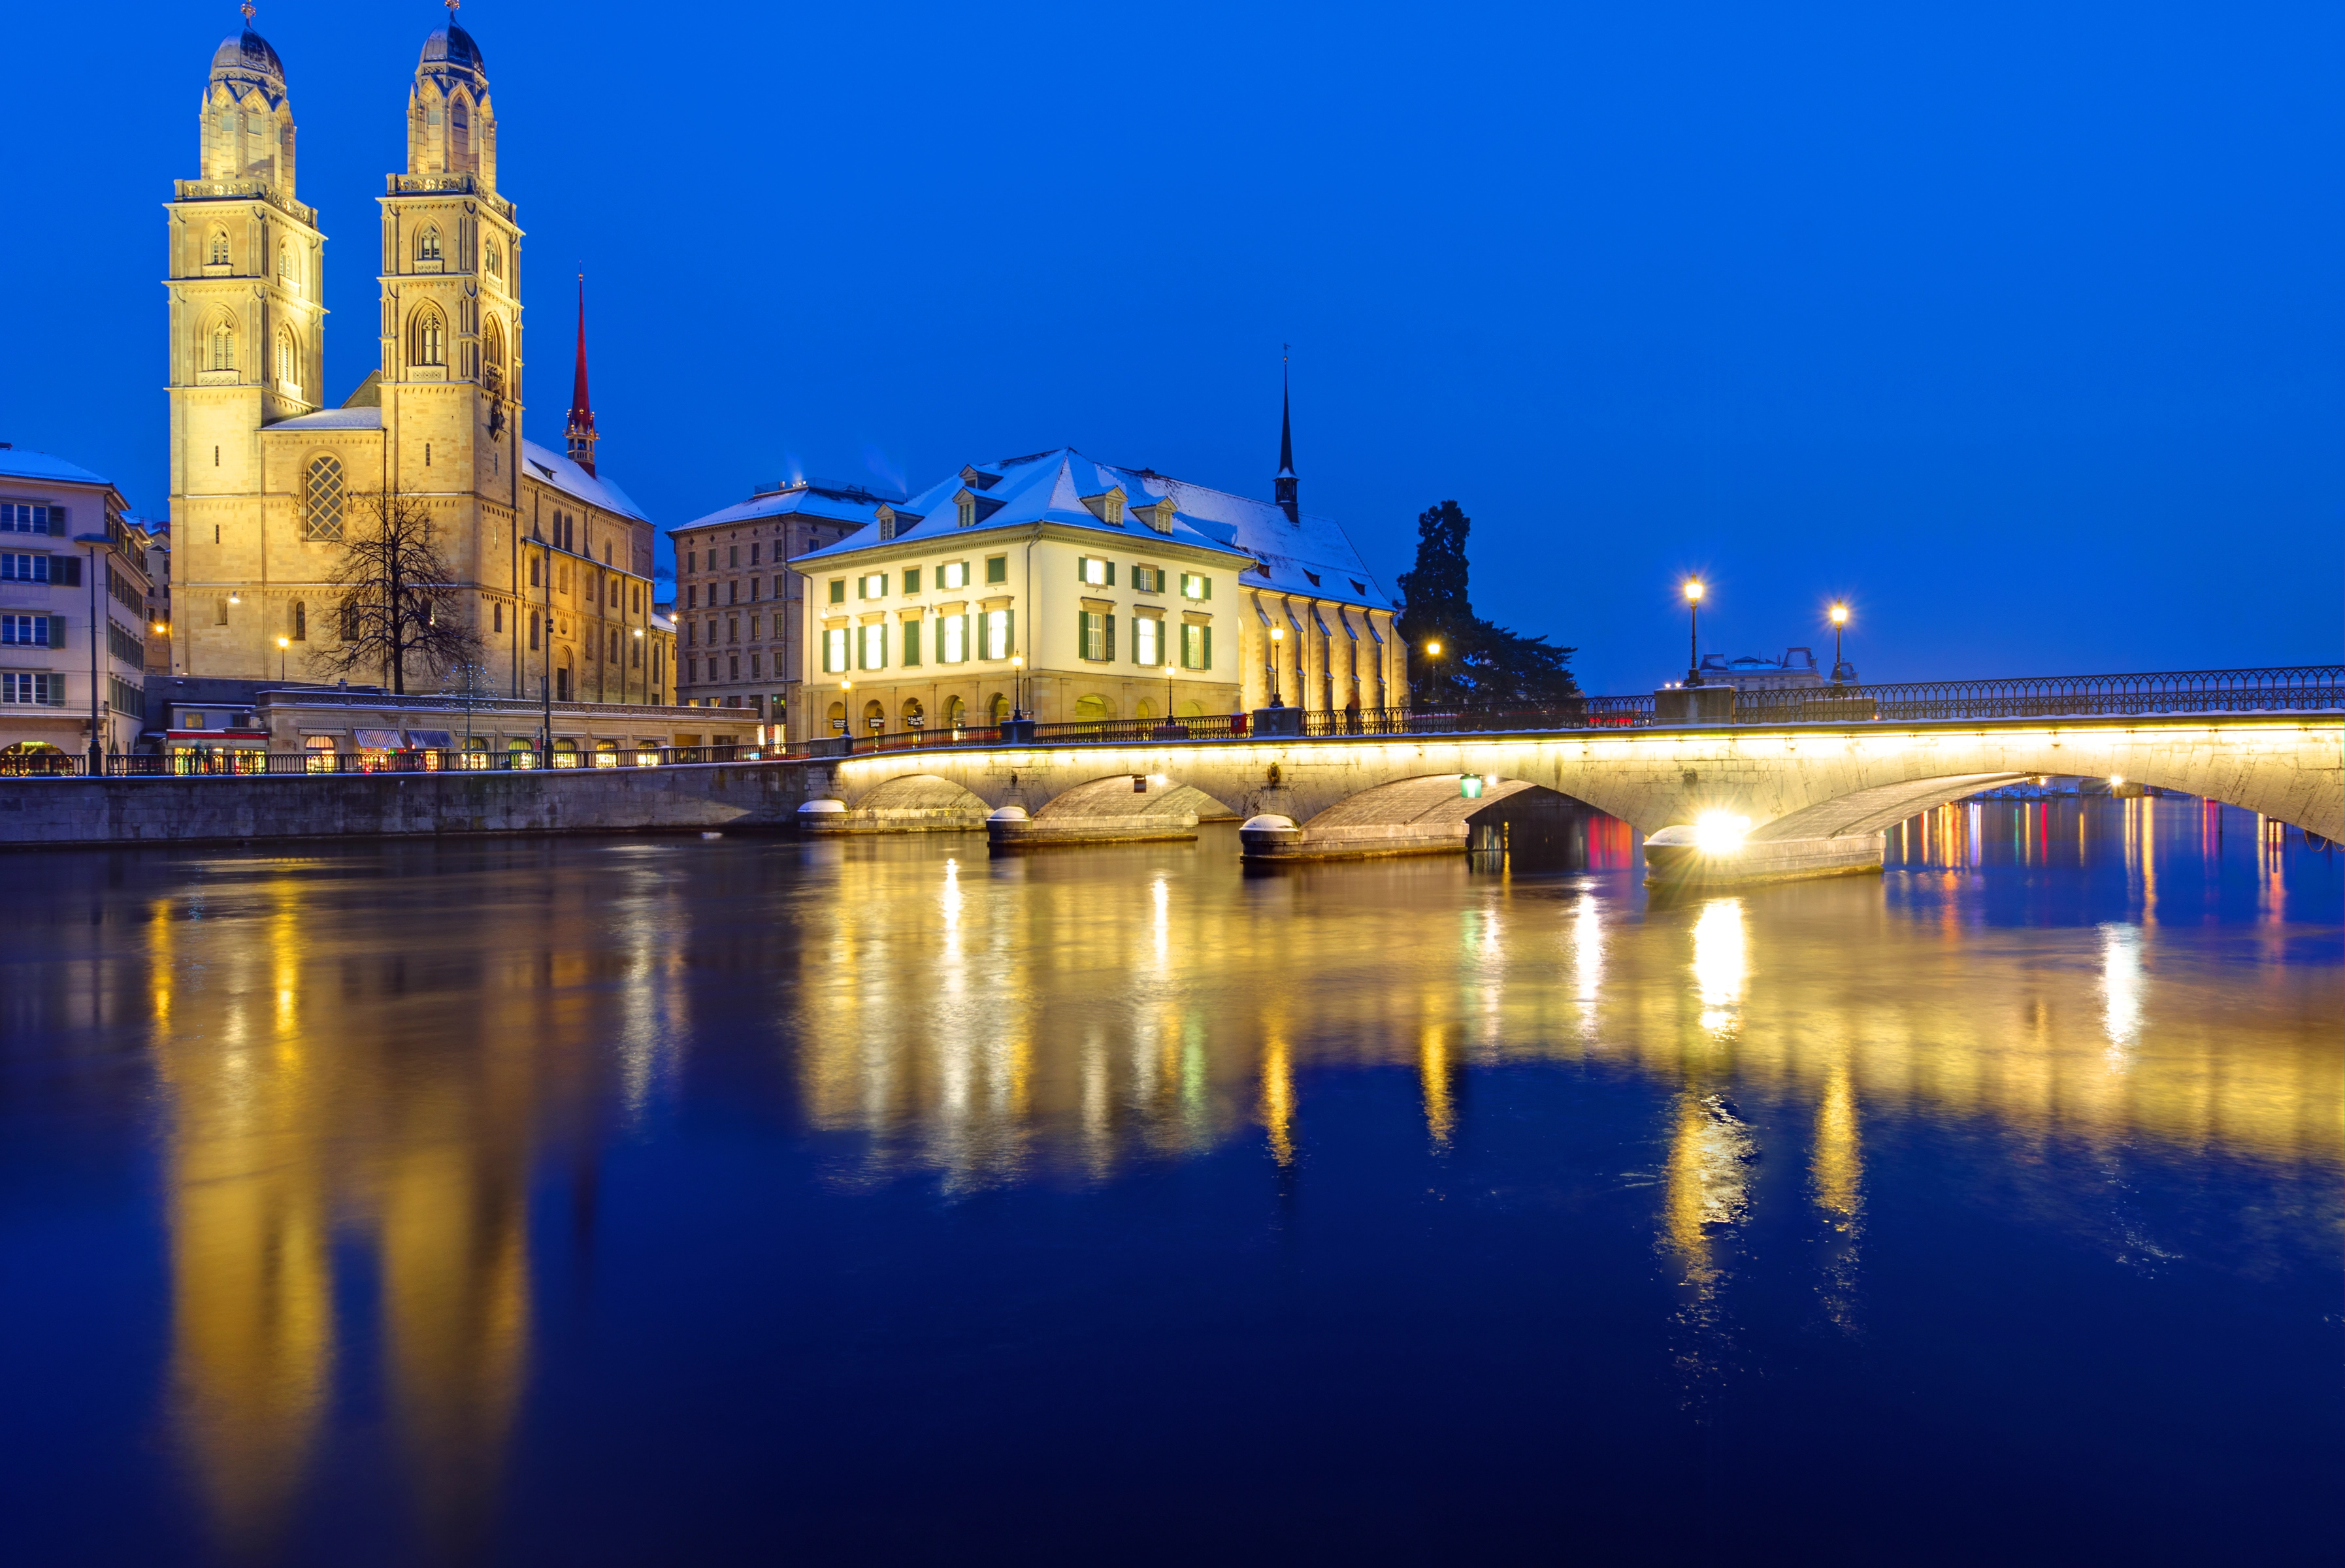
xmin=1643 ymin=829 xmax=1884 ymax=889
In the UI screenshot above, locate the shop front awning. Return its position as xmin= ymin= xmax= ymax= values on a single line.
xmin=406 ymin=730 xmax=454 ymax=749
xmin=353 ymin=728 xmax=403 ymax=749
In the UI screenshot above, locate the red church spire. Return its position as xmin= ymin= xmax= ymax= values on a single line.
xmin=565 ymin=273 xmax=599 ymax=475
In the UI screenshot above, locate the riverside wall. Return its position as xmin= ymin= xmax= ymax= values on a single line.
xmin=0 ymin=762 xmax=810 ymax=849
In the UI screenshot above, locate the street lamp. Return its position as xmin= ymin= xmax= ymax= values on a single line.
xmin=1010 ymin=654 xmax=1026 ymax=720
xmin=840 ymin=678 xmax=853 ymax=735
xmin=1682 ymin=580 xmax=1705 ymax=687
xmin=1268 ymin=625 xmax=1285 ymax=707
xmin=276 ymin=634 xmax=289 ymax=682
xmin=74 ymin=532 xmax=109 ymax=772
xmin=1828 ymin=601 xmax=1850 ymax=684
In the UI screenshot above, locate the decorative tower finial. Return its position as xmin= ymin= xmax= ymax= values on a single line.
xmin=241 ymin=1 xmax=255 ymax=22
xmin=445 ymin=0 xmax=460 ymax=15
xmin=1275 ymin=345 xmax=1298 ymax=523
xmin=565 ymin=273 xmax=599 ymax=475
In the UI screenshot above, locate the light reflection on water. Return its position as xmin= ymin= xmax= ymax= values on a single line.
xmin=0 ymin=798 xmax=2337 ymax=1561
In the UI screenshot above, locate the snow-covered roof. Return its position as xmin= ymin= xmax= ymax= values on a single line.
xmin=791 ymin=448 xmax=1394 ymax=612
xmin=521 ymin=440 xmax=649 ymax=523
xmin=676 ymin=480 xmax=904 ymax=534
xmin=271 ymin=407 xmax=384 ymax=432
xmin=0 ymin=446 xmax=116 ymax=489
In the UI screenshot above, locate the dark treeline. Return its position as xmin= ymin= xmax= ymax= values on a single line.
xmin=1394 ymin=500 xmax=1579 ymax=706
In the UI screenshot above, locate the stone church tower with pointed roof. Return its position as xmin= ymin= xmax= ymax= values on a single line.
xmin=163 ymin=10 xmax=675 ymax=710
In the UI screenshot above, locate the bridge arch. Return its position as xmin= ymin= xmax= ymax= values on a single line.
xmin=1244 ymin=772 xmax=1612 ymax=860
xmin=804 ymin=772 xmax=991 ymax=834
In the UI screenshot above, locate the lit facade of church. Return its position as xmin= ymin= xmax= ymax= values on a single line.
xmin=163 ymin=16 xmax=674 ymax=706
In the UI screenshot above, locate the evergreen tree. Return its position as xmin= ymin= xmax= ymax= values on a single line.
xmin=1395 ymin=499 xmax=1579 ymax=706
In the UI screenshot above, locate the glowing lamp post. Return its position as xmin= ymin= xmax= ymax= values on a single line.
xmin=1829 ymin=602 xmax=1850 ymax=684
xmin=276 ymin=635 xmax=289 ymax=682
xmin=1010 ymin=655 xmax=1026 ymax=721
xmin=1268 ymin=625 xmax=1285 ymax=707
xmin=1682 ymin=580 xmax=1705 ymax=687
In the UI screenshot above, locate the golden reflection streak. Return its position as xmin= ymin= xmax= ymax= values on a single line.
xmin=1692 ymin=897 xmax=1746 ymax=1036
xmin=1420 ymin=1026 xmax=1454 ymax=1151
xmin=1261 ymin=1032 xmax=1295 ymax=1167
xmin=1812 ymin=1066 xmax=1861 ymax=1227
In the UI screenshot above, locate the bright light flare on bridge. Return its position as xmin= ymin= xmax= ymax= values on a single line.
xmin=1694 ymin=811 xmax=1751 ymax=853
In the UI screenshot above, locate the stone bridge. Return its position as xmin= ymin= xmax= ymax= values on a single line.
xmin=797 ymin=710 xmax=2343 ymax=883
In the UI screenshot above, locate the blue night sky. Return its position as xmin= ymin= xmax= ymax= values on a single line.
xmin=7 ymin=1 xmax=2337 ymax=693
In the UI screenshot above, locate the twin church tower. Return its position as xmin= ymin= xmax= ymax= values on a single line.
xmin=165 ymin=8 xmax=668 ymax=704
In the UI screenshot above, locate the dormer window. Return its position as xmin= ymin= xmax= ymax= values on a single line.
xmin=1141 ymin=499 xmax=1175 ymax=535
xmin=959 ymin=465 xmax=998 ymax=491
xmin=876 ymin=505 xmax=898 ymax=542
xmin=957 ymin=492 xmax=976 ymax=529
xmin=1081 ymin=487 xmax=1127 ymax=526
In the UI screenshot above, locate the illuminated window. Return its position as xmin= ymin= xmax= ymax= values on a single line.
xmin=1079 ymin=556 xmax=1112 ymax=587
xmin=939 ymin=561 xmax=968 ymax=590
xmin=983 ymin=608 xmax=1013 ymax=661
xmin=1133 ymin=615 xmax=1161 ymax=666
xmin=859 ymin=623 xmax=885 ymax=669
xmin=1181 ymin=623 xmax=1211 ymax=670
xmin=1079 ymin=611 xmax=1112 ymax=662
xmin=1180 ymin=572 xmax=1211 ymax=601
xmin=860 ymin=572 xmax=886 ymax=600
xmin=823 ymin=626 xmax=848 ymax=672
xmin=940 ymin=613 xmax=967 ymax=664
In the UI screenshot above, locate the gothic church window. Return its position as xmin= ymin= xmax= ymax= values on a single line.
xmin=302 ymin=457 xmax=344 ymax=542
xmin=484 ymin=240 xmax=502 ymax=278
xmin=275 ymin=325 xmax=301 ymax=391
xmin=412 ymin=308 xmax=446 ymax=367
xmin=418 ymin=227 xmax=442 ymax=264
xmin=291 ymin=601 xmax=306 ymax=641
xmin=208 ymin=229 xmax=229 ymax=267
xmin=208 ymin=316 xmax=235 ymax=372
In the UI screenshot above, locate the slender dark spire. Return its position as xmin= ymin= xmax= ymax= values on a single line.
xmin=565 ymin=274 xmax=599 ymax=475
xmin=1275 ymin=346 xmax=1298 ymax=523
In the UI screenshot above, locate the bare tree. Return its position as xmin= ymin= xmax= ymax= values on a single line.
xmin=438 ymin=655 xmax=497 ymax=750
xmin=310 ymin=490 xmax=483 ymax=694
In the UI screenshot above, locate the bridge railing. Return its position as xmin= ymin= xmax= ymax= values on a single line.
xmin=9 ymin=667 xmax=2337 ymax=778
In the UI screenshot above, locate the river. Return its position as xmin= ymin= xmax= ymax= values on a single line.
xmin=1 ymin=797 xmax=2337 ymax=1563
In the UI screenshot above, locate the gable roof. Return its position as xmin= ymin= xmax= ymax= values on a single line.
xmin=0 ymin=446 xmax=116 ymax=490
xmin=791 ymin=448 xmax=1394 ymax=610
xmin=521 ymin=439 xmax=648 ymax=523
xmin=675 ymin=479 xmax=906 ymax=534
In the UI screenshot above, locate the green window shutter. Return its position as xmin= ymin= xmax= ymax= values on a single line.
xmin=48 ymin=614 xmax=65 ymax=649
xmin=1077 ymin=557 xmax=1087 ymax=583
xmin=1203 ymin=626 xmax=1213 ymax=668
xmin=904 ymin=619 xmax=921 ymax=666
xmin=1106 ymin=562 xmax=1117 ymax=588
xmin=1202 ymin=574 xmax=1212 ymax=600
xmin=1006 ymin=608 xmax=1015 ymax=659
xmin=1077 ymin=610 xmax=1090 ymax=661
xmin=1105 ymin=615 xmax=1115 ymax=661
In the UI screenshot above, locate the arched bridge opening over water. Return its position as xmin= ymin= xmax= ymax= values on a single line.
xmin=795 ymin=666 xmax=2342 ymax=885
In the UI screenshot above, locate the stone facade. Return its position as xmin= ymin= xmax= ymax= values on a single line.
xmin=672 ymin=481 xmax=901 ymax=728
xmin=162 ymin=20 xmax=674 ymax=708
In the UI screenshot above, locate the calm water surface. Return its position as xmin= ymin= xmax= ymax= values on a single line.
xmin=1 ymin=799 xmax=2338 ymax=1563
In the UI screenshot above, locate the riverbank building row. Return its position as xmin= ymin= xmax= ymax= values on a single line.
xmin=163 ymin=16 xmax=673 ymax=705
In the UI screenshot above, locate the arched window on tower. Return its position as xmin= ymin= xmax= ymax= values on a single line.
xmin=417 ymin=226 xmax=442 ymax=265
xmin=290 ymin=600 xmax=307 ymax=642
xmin=303 ymin=457 xmax=344 ymax=541
xmin=277 ymin=242 xmax=292 ymax=284
xmin=207 ymin=315 xmax=235 ymax=372
xmin=484 ymin=238 xmax=502 ymax=279
xmin=208 ymin=229 xmax=229 ymax=267
xmin=275 ymin=325 xmax=301 ymax=393
xmin=482 ymin=316 xmax=505 ymax=393
xmin=450 ymin=100 xmax=470 ymax=155
xmin=412 ymin=308 xmax=445 ymax=368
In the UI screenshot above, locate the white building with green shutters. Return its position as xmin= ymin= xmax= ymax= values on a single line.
xmin=789 ymin=446 xmax=1403 ymax=739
